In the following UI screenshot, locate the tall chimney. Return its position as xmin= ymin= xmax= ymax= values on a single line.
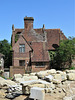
xmin=24 ymin=16 xmax=34 ymax=31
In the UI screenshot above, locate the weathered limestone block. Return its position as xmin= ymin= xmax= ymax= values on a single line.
xmin=52 ymin=79 xmax=61 ymax=84
xmin=23 ymin=74 xmax=29 ymax=76
xmin=36 ymin=69 xmax=56 ymax=79
xmin=5 ymin=80 xmax=17 ymax=86
xmin=45 ymin=82 xmax=55 ymax=89
xmin=0 ymin=89 xmax=6 ymax=98
xmin=45 ymin=88 xmax=52 ymax=93
xmin=22 ymin=84 xmax=45 ymax=94
xmin=66 ymin=70 xmax=75 ymax=73
xmin=38 ymin=80 xmax=55 ymax=89
xmin=21 ymin=80 xmax=39 ymax=86
xmin=14 ymin=78 xmax=25 ymax=83
xmin=29 ymin=84 xmax=45 ymax=88
xmin=30 ymin=72 xmax=36 ymax=76
xmin=30 ymin=87 xmax=45 ymax=100
xmin=54 ymin=74 xmax=61 ymax=80
xmin=0 ymin=77 xmax=7 ymax=86
xmin=38 ymin=79 xmax=51 ymax=85
xmin=15 ymin=76 xmax=38 ymax=83
xmin=21 ymin=79 xmax=51 ymax=94
xmin=23 ymin=76 xmax=38 ymax=81
xmin=0 ymin=77 xmax=16 ymax=86
xmin=36 ymin=71 xmax=48 ymax=79
xmin=67 ymin=73 xmax=75 ymax=81
xmin=50 ymin=82 xmax=55 ymax=89
xmin=13 ymin=74 xmax=22 ymax=81
xmin=52 ymin=73 xmax=67 ymax=83
xmin=44 ymin=75 xmax=54 ymax=82
xmin=61 ymin=72 xmax=67 ymax=81
xmin=47 ymin=69 xmax=56 ymax=74
xmin=63 ymin=96 xmax=72 ymax=100
xmin=14 ymin=74 xmax=22 ymax=78
xmin=56 ymin=70 xmax=63 ymax=74
xmin=53 ymin=74 xmax=62 ymax=82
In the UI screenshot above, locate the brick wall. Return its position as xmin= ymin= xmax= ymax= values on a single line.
xmin=31 ymin=62 xmax=50 ymax=72
xmin=10 ymin=66 xmax=25 ymax=77
xmin=11 ymin=35 xmax=32 ymax=76
xmin=13 ymin=36 xmax=31 ymax=66
xmin=24 ymin=17 xmax=34 ymax=31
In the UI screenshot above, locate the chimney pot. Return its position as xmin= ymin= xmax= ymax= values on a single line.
xmin=24 ymin=17 xmax=34 ymax=31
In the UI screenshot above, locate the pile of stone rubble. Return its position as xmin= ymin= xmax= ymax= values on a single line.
xmin=0 ymin=69 xmax=75 ymax=100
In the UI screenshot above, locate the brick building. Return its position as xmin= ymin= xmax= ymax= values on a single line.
xmin=10 ymin=17 xmax=66 ymax=76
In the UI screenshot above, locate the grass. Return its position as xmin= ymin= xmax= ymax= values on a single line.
xmin=69 ymin=66 xmax=75 ymax=70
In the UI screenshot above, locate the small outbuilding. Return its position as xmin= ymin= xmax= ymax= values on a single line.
xmin=0 ymin=53 xmax=5 ymax=75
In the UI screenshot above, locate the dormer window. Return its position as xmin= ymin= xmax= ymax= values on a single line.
xmin=19 ymin=44 xmax=25 ymax=53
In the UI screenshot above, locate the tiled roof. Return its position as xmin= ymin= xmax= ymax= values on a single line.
xmin=34 ymin=29 xmax=43 ymax=34
xmin=13 ymin=27 xmax=66 ymax=62
xmin=31 ymin=42 xmax=49 ymax=62
xmin=13 ymin=29 xmax=24 ymax=35
xmin=34 ymin=28 xmax=60 ymax=50
xmin=45 ymin=29 xmax=60 ymax=50
xmin=23 ymin=29 xmax=44 ymax=42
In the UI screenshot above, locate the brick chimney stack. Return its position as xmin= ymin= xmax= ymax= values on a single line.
xmin=24 ymin=16 xmax=34 ymax=31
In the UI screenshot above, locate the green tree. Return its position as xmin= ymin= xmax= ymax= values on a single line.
xmin=54 ymin=37 xmax=75 ymax=69
xmin=0 ymin=39 xmax=12 ymax=68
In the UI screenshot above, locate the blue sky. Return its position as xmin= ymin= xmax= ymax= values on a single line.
xmin=0 ymin=0 xmax=74 ymax=42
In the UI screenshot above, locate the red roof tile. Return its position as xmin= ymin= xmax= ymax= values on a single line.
xmin=31 ymin=42 xmax=49 ymax=62
xmin=45 ymin=29 xmax=60 ymax=50
xmin=12 ymin=27 xmax=66 ymax=62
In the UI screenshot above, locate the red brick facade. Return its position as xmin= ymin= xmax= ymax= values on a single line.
xmin=12 ymin=36 xmax=31 ymax=67
xmin=10 ymin=17 xmax=66 ymax=77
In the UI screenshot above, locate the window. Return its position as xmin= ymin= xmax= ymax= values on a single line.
xmin=19 ymin=44 xmax=25 ymax=53
xmin=19 ymin=60 xmax=25 ymax=66
xmin=35 ymin=62 xmax=45 ymax=67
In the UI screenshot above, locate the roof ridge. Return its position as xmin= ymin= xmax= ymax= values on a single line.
xmin=15 ymin=28 xmax=24 ymax=30
xmin=45 ymin=29 xmax=60 ymax=30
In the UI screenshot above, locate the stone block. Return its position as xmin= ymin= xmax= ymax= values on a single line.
xmin=21 ymin=79 xmax=51 ymax=94
xmin=47 ymin=69 xmax=56 ymax=74
xmin=30 ymin=72 xmax=36 ymax=76
xmin=30 ymin=87 xmax=45 ymax=100
xmin=44 ymin=75 xmax=54 ymax=82
xmin=61 ymin=72 xmax=67 ymax=81
xmin=13 ymin=74 xmax=22 ymax=81
xmin=23 ymin=76 xmax=38 ymax=81
xmin=23 ymin=74 xmax=29 ymax=76
xmin=54 ymin=74 xmax=62 ymax=81
xmin=67 ymin=73 xmax=75 ymax=81
xmin=66 ymin=70 xmax=75 ymax=73
xmin=36 ymin=71 xmax=48 ymax=79
xmin=52 ymin=79 xmax=61 ymax=84
xmin=63 ymin=96 xmax=72 ymax=100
